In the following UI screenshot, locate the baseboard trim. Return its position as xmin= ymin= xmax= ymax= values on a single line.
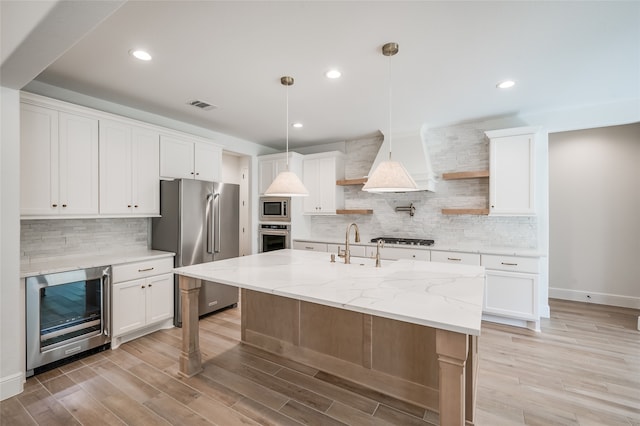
xmin=549 ymin=288 xmax=640 ymax=309
xmin=0 ymin=371 xmax=24 ymax=401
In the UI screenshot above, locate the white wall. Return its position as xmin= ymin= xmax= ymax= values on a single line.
xmin=0 ymin=87 xmax=24 ymax=399
xmin=549 ymin=123 xmax=640 ymax=308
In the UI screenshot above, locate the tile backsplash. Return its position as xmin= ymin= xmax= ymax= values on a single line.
xmin=308 ymin=123 xmax=538 ymax=249
xmin=21 ymin=218 xmax=149 ymax=263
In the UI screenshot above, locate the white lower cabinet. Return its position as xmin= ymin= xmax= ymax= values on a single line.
xmin=481 ymin=254 xmax=540 ymax=330
xmin=111 ymin=257 xmax=174 ymax=348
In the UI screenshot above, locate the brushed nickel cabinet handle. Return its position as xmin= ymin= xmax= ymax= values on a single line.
xmin=448 ymin=257 xmax=462 ymax=261
xmin=501 ymin=262 xmax=518 ymax=266
xmin=138 ymin=267 xmax=155 ymax=272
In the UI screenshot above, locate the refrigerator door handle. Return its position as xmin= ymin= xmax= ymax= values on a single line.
xmin=206 ymin=193 xmax=214 ymax=254
xmin=214 ymin=193 xmax=221 ymax=253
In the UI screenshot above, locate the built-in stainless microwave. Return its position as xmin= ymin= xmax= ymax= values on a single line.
xmin=259 ymin=197 xmax=290 ymax=222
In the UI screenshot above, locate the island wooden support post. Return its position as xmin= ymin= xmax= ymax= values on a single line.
xmin=178 ymin=276 xmax=203 ymax=377
xmin=435 ymin=329 xmax=469 ymax=426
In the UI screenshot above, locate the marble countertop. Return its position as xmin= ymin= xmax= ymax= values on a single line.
xmin=293 ymin=238 xmax=545 ymax=257
xmin=174 ymin=249 xmax=485 ymax=336
xmin=20 ymin=249 xmax=174 ymax=278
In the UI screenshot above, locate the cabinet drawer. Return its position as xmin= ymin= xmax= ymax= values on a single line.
xmin=112 ymin=257 xmax=173 ymax=283
xmin=431 ymin=251 xmax=480 ymax=266
xmin=481 ymin=255 xmax=538 ymax=273
xmin=366 ymin=246 xmax=430 ymax=261
xmin=328 ymin=244 xmax=366 ymax=258
xmin=293 ymin=241 xmax=327 ymax=252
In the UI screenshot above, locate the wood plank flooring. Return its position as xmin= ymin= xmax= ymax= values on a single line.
xmin=2 ymin=299 xmax=639 ymax=425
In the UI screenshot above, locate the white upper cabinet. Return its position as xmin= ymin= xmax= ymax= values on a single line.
xmin=20 ymin=103 xmax=99 ymax=217
xmin=486 ymin=127 xmax=538 ymax=216
xmin=160 ymin=134 xmax=221 ymax=182
xmin=303 ymin=151 xmax=344 ymax=214
xmin=99 ymin=120 xmax=159 ymax=215
xmin=258 ymin=152 xmax=303 ymax=195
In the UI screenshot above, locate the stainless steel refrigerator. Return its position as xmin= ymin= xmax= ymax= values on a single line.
xmin=152 ymin=179 xmax=240 ymax=326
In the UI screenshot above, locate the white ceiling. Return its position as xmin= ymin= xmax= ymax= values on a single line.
xmin=31 ymin=1 xmax=640 ymax=149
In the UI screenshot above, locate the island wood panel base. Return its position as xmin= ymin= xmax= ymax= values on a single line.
xmin=240 ymin=289 xmax=477 ymax=425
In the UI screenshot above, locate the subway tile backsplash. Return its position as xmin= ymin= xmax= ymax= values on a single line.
xmin=21 ymin=218 xmax=149 ymax=263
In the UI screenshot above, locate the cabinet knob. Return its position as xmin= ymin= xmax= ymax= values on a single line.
xmin=52 ymin=204 xmax=58 ymax=208
xmin=127 ymin=205 xmax=132 ymax=208
xmin=62 ymin=204 xmax=67 ymax=208
xmin=141 ymin=285 xmax=146 ymax=289
xmin=148 ymin=284 xmax=153 ymax=287
xmin=191 ymin=172 xmax=195 ymax=175
xmin=134 ymin=205 xmax=139 ymax=208
xmin=196 ymin=172 xmax=200 ymax=176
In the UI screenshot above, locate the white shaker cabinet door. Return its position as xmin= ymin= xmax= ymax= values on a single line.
xmin=194 ymin=142 xmax=221 ymax=182
xmin=160 ymin=135 xmax=195 ymax=179
xmin=484 ymin=270 xmax=538 ymax=320
xmin=112 ymin=278 xmax=147 ymax=336
xmin=489 ymin=133 xmax=535 ymax=216
xmin=99 ymin=120 xmax=133 ymax=214
xmin=20 ymin=104 xmax=59 ymax=216
xmin=131 ymin=127 xmax=160 ymax=214
xmin=58 ymin=112 xmax=99 ymax=215
xmin=145 ymin=273 xmax=174 ymax=324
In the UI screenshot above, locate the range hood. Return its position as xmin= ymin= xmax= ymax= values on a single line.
xmin=367 ymin=130 xmax=437 ymax=192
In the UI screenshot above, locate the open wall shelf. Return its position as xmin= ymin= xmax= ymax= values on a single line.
xmin=441 ymin=171 xmax=490 ymax=215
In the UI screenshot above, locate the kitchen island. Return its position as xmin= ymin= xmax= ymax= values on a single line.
xmin=174 ymin=249 xmax=485 ymax=425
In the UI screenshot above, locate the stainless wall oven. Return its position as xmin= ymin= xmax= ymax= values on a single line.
xmin=26 ymin=266 xmax=111 ymax=376
xmin=259 ymin=224 xmax=291 ymax=252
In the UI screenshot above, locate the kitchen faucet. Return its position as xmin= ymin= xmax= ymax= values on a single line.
xmin=342 ymin=223 xmax=360 ymax=264
xmin=375 ymin=239 xmax=384 ymax=268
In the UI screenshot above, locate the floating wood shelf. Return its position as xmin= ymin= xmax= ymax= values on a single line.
xmin=336 ymin=178 xmax=368 ymax=186
xmin=442 ymin=171 xmax=490 ymax=180
xmin=442 ymin=208 xmax=490 ymax=215
xmin=336 ymin=209 xmax=373 ymax=215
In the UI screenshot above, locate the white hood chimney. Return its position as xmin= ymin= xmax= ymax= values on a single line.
xmin=367 ymin=129 xmax=437 ymax=192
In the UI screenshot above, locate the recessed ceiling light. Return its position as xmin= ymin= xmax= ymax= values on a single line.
xmin=325 ymin=69 xmax=341 ymax=79
xmin=497 ymin=80 xmax=515 ymax=89
xmin=292 ymin=122 xmax=303 ymax=128
xmin=130 ymin=49 xmax=152 ymax=61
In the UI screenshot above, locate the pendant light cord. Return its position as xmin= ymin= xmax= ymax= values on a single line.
xmin=285 ymin=82 xmax=290 ymax=170
xmin=388 ymin=53 xmax=392 ymax=161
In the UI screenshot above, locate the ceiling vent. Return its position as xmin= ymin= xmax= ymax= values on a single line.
xmin=186 ymin=99 xmax=217 ymax=111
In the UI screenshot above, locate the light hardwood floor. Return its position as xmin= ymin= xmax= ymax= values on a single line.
xmin=2 ymin=299 xmax=639 ymax=425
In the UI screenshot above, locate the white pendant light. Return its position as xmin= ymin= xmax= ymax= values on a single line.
xmin=264 ymin=76 xmax=309 ymax=197
xmin=362 ymin=43 xmax=419 ymax=193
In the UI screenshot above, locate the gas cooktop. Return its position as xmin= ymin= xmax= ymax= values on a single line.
xmin=370 ymin=237 xmax=434 ymax=247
